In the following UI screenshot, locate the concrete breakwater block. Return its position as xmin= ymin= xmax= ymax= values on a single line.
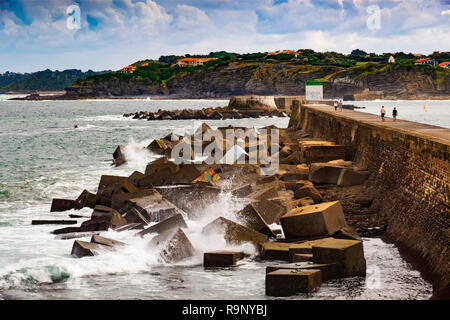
xmin=280 ymin=201 xmax=346 ymax=239
xmin=299 ymin=141 xmax=346 ymax=163
xmin=251 ymin=200 xmax=285 ymax=225
xmin=203 ymin=251 xmax=245 ymax=267
xmin=235 ymin=204 xmax=275 ymax=238
xmin=144 ymin=157 xmax=179 ymax=176
xmin=50 ymin=199 xmax=75 ymax=212
xmin=74 ymin=189 xmax=98 ymax=210
xmin=71 ymin=240 xmax=112 ymax=258
xmin=259 ymin=238 xmax=335 ymax=261
xmin=266 ymin=269 xmax=322 ymax=296
xmin=97 ymin=175 xmax=138 ymax=199
xmin=294 ymin=185 xmax=323 ymax=203
xmin=136 ymin=213 xmax=187 ymax=238
xmin=309 ymin=163 xmax=345 ymax=184
xmin=149 ymin=228 xmax=195 ymax=263
xmin=266 ymin=263 xmax=339 ymax=281
xmin=336 ymin=169 xmax=370 ymax=186
xmin=110 ymin=189 xmax=160 ymax=212
xmin=90 ymin=234 xmax=126 ymax=248
xmin=202 ymin=217 xmax=268 ymax=247
xmin=32 ymin=220 xmax=77 ymax=225
xmin=291 ymin=253 xmax=313 ymax=262
xmin=114 ymin=222 xmax=144 ymax=232
xmin=123 ymin=207 xmax=149 ymax=225
xmin=312 ymin=238 xmax=366 ymax=277
xmin=112 ymin=145 xmax=126 ymax=167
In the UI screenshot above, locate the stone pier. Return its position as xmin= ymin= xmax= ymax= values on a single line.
xmin=290 ymin=102 xmax=450 ymax=299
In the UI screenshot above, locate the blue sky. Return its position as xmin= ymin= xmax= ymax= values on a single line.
xmin=0 ymin=0 xmax=449 ymax=73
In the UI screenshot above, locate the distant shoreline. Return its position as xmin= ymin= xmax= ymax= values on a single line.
xmin=4 ymin=92 xmax=450 ymax=102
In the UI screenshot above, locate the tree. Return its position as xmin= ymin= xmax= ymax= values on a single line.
xmin=351 ymin=49 xmax=367 ymax=56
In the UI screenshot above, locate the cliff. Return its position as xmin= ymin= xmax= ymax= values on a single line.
xmin=65 ymin=63 xmax=450 ymax=100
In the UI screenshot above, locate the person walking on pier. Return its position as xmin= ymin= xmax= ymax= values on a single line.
xmin=334 ymin=101 xmax=338 ymax=111
xmin=392 ymin=107 xmax=398 ymax=122
xmin=338 ymin=99 xmax=343 ymax=112
xmin=380 ymin=106 xmax=386 ymax=122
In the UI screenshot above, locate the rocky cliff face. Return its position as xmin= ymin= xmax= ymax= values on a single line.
xmin=65 ymin=64 xmax=450 ymax=99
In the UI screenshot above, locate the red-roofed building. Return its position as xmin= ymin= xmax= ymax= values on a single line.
xmin=415 ymin=58 xmax=436 ymax=66
xmin=438 ymin=61 xmax=450 ymax=69
xmin=413 ymin=53 xmax=422 ymax=57
xmin=175 ymin=57 xmax=218 ymax=67
xmin=120 ymin=66 xmax=137 ymax=73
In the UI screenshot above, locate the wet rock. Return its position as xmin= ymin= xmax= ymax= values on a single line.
xmin=294 ymin=185 xmax=323 ymax=203
xmin=202 ymin=217 xmax=268 ymax=247
xmin=32 ymin=220 xmax=77 ymax=225
xmin=311 ymin=238 xmax=366 ymax=277
xmin=280 ymin=201 xmax=346 ymax=239
xmin=266 ymin=269 xmax=322 ymax=296
xmin=90 ymin=234 xmax=126 ymax=248
xmin=112 ymin=145 xmax=126 ymax=167
xmin=280 ymin=151 xmax=301 ymax=165
xmin=136 ymin=213 xmax=188 ymax=238
xmin=235 ymin=204 xmax=276 ymax=238
xmin=52 ymin=226 xmax=85 ymax=235
xmin=149 ymin=228 xmax=195 ymax=263
xmin=50 ymin=199 xmax=76 ymax=212
xmin=71 ymin=240 xmax=111 ymax=258
xmin=279 ymin=172 xmax=309 ymax=181
xmin=266 ymin=263 xmax=339 ymax=281
xmin=255 ymin=175 xmax=279 ymax=185
xmin=203 ymin=251 xmax=245 ymax=267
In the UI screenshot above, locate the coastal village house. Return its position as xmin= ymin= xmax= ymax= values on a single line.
xmin=438 ymin=61 xmax=450 ymax=69
xmin=175 ymin=57 xmax=218 ymax=67
xmin=388 ymin=56 xmax=395 ymax=63
xmin=120 ymin=65 xmax=136 ymax=73
xmin=415 ymin=58 xmax=437 ymax=66
xmin=267 ymin=50 xmax=303 ymax=57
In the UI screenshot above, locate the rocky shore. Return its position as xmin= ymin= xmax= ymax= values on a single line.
xmin=40 ymin=117 xmax=385 ymax=297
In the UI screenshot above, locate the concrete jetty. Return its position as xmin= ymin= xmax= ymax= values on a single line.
xmin=290 ymin=102 xmax=449 ymax=299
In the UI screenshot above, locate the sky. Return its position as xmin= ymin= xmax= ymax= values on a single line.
xmin=0 ymin=0 xmax=449 ymax=73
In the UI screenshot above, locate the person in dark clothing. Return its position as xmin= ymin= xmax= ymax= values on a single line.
xmin=392 ymin=107 xmax=398 ymax=121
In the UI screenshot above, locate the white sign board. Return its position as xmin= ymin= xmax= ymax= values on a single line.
xmin=306 ymin=85 xmax=323 ymax=100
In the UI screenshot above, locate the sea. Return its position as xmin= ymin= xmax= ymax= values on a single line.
xmin=0 ymin=95 xmax=446 ymax=300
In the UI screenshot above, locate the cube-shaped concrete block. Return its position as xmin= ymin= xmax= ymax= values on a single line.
xmin=312 ymin=238 xmax=366 ymax=277
xmin=203 ymin=251 xmax=245 ymax=267
xmin=280 ymin=201 xmax=346 ymax=238
xmin=266 ymin=263 xmax=339 ymax=281
xmin=291 ymin=253 xmax=313 ymax=263
xmin=266 ymin=269 xmax=322 ymax=296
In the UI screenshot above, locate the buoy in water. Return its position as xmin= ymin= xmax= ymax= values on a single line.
xmin=74 ymin=124 xmax=78 ymax=129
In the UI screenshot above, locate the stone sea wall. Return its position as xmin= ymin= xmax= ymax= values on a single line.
xmin=293 ymin=104 xmax=450 ymax=299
